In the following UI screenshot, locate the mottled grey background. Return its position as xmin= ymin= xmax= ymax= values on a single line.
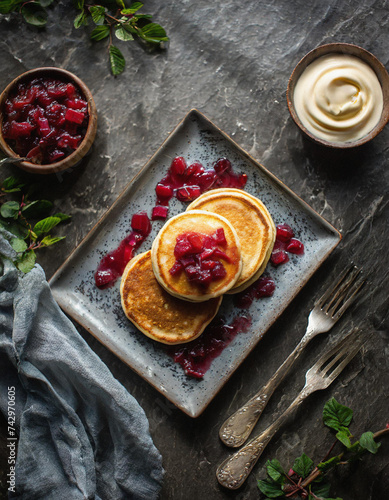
xmin=0 ymin=1 xmax=388 ymax=499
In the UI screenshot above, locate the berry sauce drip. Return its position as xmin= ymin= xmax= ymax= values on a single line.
xmin=2 ymin=76 xmax=89 ymax=164
xmin=170 ymin=229 xmax=229 ymax=288
xmin=94 ymin=156 xmax=247 ymax=289
xmin=169 ymin=314 xmax=252 ymax=379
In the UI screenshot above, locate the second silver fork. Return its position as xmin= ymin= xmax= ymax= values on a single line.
xmin=219 ymin=264 xmax=365 ymax=448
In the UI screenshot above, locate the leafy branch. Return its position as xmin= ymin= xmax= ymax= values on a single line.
xmin=0 ymin=1 xmax=169 ymax=76
xmin=258 ymin=398 xmax=388 ymax=500
xmin=0 ymin=176 xmax=70 ymax=273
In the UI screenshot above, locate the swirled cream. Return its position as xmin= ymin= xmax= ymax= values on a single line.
xmin=293 ymin=54 xmax=383 ymax=143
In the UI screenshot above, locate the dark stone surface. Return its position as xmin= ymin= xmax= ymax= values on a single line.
xmin=0 ymin=1 xmax=388 ymax=499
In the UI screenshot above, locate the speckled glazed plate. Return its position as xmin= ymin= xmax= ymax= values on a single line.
xmin=49 ymin=109 xmax=341 ymax=418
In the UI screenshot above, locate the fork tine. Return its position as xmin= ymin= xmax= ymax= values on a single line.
xmin=319 ymin=264 xmax=361 ymax=315
xmin=320 ymin=332 xmax=362 ymax=375
xmin=316 ymin=264 xmax=355 ymax=307
xmin=331 ymin=277 xmax=366 ymax=320
xmin=310 ymin=328 xmax=361 ymax=373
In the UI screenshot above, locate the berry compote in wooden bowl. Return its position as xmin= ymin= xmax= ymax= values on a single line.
xmin=0 ymin=67 xmax=97 ymax=174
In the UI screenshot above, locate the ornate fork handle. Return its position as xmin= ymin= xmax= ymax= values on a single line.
xmin=219 ymin=334 xmax=311 ymax=447
xmin=217 ymin=386 xmax=310 ymax=490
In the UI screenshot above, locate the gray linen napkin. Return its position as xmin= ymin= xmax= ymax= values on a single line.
xmin=0 ymin=233 xmax=164 ymax=499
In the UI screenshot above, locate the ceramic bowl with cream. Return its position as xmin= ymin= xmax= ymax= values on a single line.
xmin=287 ymin=43 xmax=389 ymax=148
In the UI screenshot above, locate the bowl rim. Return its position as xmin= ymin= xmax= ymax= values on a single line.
xmin=286 ymin=42 xmax=389 ymax=149
xmin=0 ymin=66 xmax=97 ymax=174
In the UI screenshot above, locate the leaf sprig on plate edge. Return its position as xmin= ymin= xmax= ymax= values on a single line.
xmin=258 ymin=398 xmax=389 ymax=500
xmin=0 ymin=176 xmax=70 ymax=273
xmin=0 ymin=1 xmax=169 ymax=76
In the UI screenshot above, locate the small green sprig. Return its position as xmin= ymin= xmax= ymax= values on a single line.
xmin=258 ymin=398 xmax=388 ymax=500
xmin=0 ymin=176 xmax=70 ymax=273
xmin=0 ymin=1 xmax=169 ymax=76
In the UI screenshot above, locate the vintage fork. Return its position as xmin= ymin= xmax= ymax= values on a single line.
xmin=216 ymin=329 xmax=365 ymax=490
xmin=219 ymin=264 xmax=365 ymax=448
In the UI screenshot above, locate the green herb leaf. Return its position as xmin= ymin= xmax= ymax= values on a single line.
xmin=257 ymin=479 xmax=285 ymax=498
xmin=359 ymin=432 xmax=381 ymax=454
xmin=1 ymin=176 xmax=25 ymax=192
xmin=21 ymin=2 xmax=48 ymax=26
xmin=317 ymin=455 xmax=341 ymax=472
xmin=21 ymin=199 xmax=53 ymax=218
xmin=34 ymin=216 xmax=61 ymax=236
xmin=133 ymin=14 xmax=152 ymax=19
xmin=90 ymin=5 xmax=105 ymax=24
xmin=139 ymin=22 xmax=168 ymax=43
xmin=109 ymin=44 xmax=125 ymax=75
xmin=53 ymin=212 xmax=71 ymax=222
xmin=115 ymin=25 xmax=134 ymax=41
xmin=323 ymin=398 xmax=353 ymax=432
xmin=73 ymin=0 xmax=84 ymax=10
xmin=10 ymin=237 xmax=28 ymax=253
xmin=74 ymin=9 xmax=89 ymax=28
xmin=266 ymin=459 xmax=285 ymax=484
xmin=40 ymin=235 xmax=66 ymax=247
xmin=1 ymin=201 xmax=20 ymax=219
xmin=115 ymin=0 xmax=125 ymax=9
xmin=0 ymin=0 xmax=21 ymax=14
xmin=17 ymin=249 xmax=36 ymax=273
xmin=0 ymin=218 xmax=29 ymax=239
xmin=335 ymin=426 xmax=352 ymax=448
xmin=293 ymin=453 xmax=313 ymax=479
xmin=121 ymin=2 xmax=143 ymax=15
xmin=91 ymin=24 xmax=110 ymax=40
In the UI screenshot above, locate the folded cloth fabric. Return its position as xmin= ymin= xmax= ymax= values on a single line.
xmin=0 ymin=233 xmax=164 ymax=500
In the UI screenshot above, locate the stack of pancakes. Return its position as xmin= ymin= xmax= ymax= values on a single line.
xmin=120 ymin=188 xmax=275 ymax=345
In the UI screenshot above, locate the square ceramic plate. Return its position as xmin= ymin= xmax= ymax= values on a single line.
xmin=49 ymin=109 xmax=341 ymax=418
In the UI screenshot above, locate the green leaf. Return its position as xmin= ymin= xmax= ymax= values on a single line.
xmin=317 ymin=455 xmax=341 ymax=473
xmin=257 ymin=479 xmax=285 ymax=498
xmin=21 ymin=2 xmax=48 ymax=26
xmin=266 ymin=459 xmax=285 ymax=484
xmin=53 ymin=212 xmax=71 ymax=222
xmin=33 ymin=216 xmax=61 ymax=236
xmin=335 ymin=426 xmax=352 ymax=448
xmin=90 ymin=5 xmax=105 ymax=24
xmin=0 ymin=218 xmax=29 ymax=239
xmin=1 ymin=201 xmax=20 ymax=219
xmin=10 ymin=237 xmax=28 ymax=253
xmin=73 ymin=0 xmax=84 ymax=9
xmin=90 ymin=25 xmax=110 ymax=41
xmin=0 ymin=0 xmax=23 ymax=14
xmin=133 ymin=14 xmax=152 ymax=19
xmin=293 ymin=453 xmax=313 ymax=479
xmin=121 ymin=2 xmax=143 ymax=14
xmin=115 ymin=25 xmax=134 ymax=41
xmin=115 ymin=0 xmax=125 ymax=8
xmin=323 ymin=398 xmax=353 ymax=432
xmin=21 ymin=199 xmax=53 ymax=218
xmin=139 ymin=22 xmax=168 ymax=43
xmin=1 ymin=176 xmax=25 ymax=192
xmin=74 ymin=9 xmax=89 ymax=28
xmin=16 ymin=249 xmax=36 ymax=273
xmin=40 ymin=235 xmax=65 ymax=247
xmin=109 ymin=45 xmax=125 ymax=75
xmin=359 ymin=431 xmax=381 ymax=454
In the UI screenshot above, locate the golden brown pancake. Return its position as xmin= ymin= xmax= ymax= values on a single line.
xmin=187 ymin=189 xmax=276 ymax=293
xmin=120 ymin=251 xmax=222 ymax=344
xmin=151 ymin=210 xmax=242 ymax=302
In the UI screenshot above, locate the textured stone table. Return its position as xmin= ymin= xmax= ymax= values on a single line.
xmin=1 ymin=1 xmax=388 ymax=499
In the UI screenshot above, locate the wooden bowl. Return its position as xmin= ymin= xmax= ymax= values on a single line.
xmin=286 ymin=43 xmax=389 ymax=148
xmin=0 ymin=67 xmax=97 ymax=174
